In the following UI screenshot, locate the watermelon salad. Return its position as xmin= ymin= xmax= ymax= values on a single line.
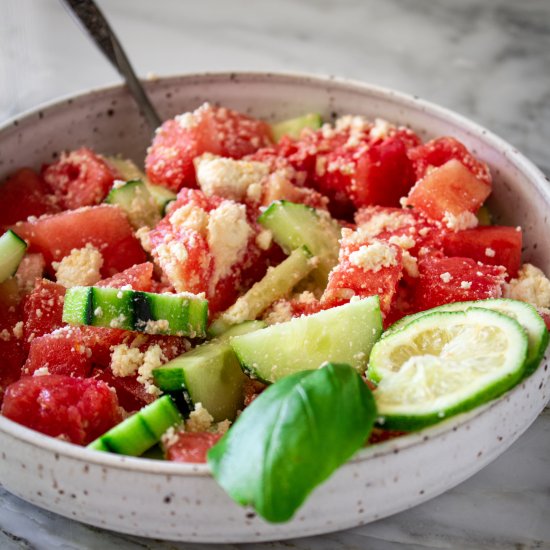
xmin=0 ymin=103 xmax=549 ymax=466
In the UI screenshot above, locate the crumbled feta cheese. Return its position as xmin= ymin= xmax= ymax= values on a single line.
xmin=255 ymin=229 xmax=273 ymax=251
xmin=295 ymin=291 xmax=316 ymax=304
xmin=246 ymin=182 xmax=263 ymax=202
xmin=110 ymin=344 xmax=143 ymax=377
xmin=52 ymin=244 xmax=103 ymax=288
xmin=388 ymin=234 xmax=416 ymax=250
xmin=12 ymin=321 xmax=23 ymax=339
xmin=460 ymin=281 xmax=472 ymax=289
xmin=504 ymin=263 xmax=550 ymax=308
xmin=264 ymin=300 xmax=294 ymax=325
xmin=195 ymin=153 xmax=269 ymax=201
xmin=402 ymin=251 xmax=419 ymax=278
xmin=0 ymin=329 xmax=11 ymax=341
xmin=207 ymin=201 xmax=252 ymax=286
xmin=348 ymin=242 xmax=398 ymax=272
xmin=169 ymin=203 xmax=208 ymax=235
xmin=154 ymin=235 xmax=189 ymax=292
xmin=418 ymin=227 xmax=431 ymax=237
xmin=443 ymin=211 xmax=478 ymax=232
xmin=161 ymin=425 xmax=181 ymax=448
xmin=174 ymin=111 xmax=199 ymax=130
xmin=440 ymin=272 xmax=453 ymax=283
xmin=185 ymin=403 xmax=213 ymax=433
xmin=33 ymin=366 xmax=50 ymax=377
xmin=485 ymin=247 xmax=496 ymax=258
xmin=136 ymin=226 xmax=153 ymax=253
xmin=315 ymin=156 xmax=327 ymax=177
xmin=335 ymin=115 xmax=371 ymax=133
xmin=216 ymin=419 xmax=232 ymax=435
xmin=369 ymin=118 xmax=392 ymax=140
xmin=144 ymin=319 xmax=170 ymax=334
xmin=356 ymin=211 xmax=415 ymax=239
xmin=135 ymin=345 xmax=165 ymax=397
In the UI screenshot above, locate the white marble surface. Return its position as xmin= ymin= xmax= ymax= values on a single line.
xmin=0 ymin=0 xmax=549 ymax=548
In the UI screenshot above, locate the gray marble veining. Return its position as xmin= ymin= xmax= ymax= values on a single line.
xmin=0 ymin=0 xmax=549 ymax=548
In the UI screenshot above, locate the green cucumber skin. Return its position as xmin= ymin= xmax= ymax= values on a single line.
xmin=271 ymin=113 xmax=323 ymax=142
xmin=63 ymin=286 xmax=208 ymax=337
xmin=88 ymin=395 xmax=182 ymax=455
xmin=0 ymin=229 xmax=28 ymax=282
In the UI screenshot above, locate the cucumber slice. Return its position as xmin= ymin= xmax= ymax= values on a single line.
xmin=63 ymin=286 xmax=208 ymax=337
xmin=209 ymin=246 xmax=315 ymax=335
xmin=88 ymin=395 xmax=182 ymax=456
xmin=0 ymin=230 xmax=28 ymax=283
xmin=105 ymin=156 xmax=177 ymax=214
xmin=258 ymin=201 xmax=341 ymax=288
xmin=105 ymin=180 xmax=161 ymax=229
xmin=369 ymin=309 xmax=528 ymax=431
xmin=230 ymin=296 xmax=382 ymax=383
xmin=271 ymin=113 xmax=323 ymax=142
xmin=153 ymin=321 xmax=264 ymax=421
xmin=384 ymin=299 xmax=548 ymax=376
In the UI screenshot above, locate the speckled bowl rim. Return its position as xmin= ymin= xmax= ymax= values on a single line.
xmin=0 ymin=70 xmax=548 ymax=477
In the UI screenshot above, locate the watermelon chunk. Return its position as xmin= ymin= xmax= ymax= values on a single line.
xmin=146 ymin=104 xmax=273 ymax=191
xmin=413 ymin=256 xmax=506 ymax=311
xmin=442 ymin=226 xmax=522 ymax=278
xmin=165 ymin=431 xmax=222 ymax=463
xmin=0 ymin=168 xmax=58 ymax=228
xmin=13 ymin=205 xmax=146 ymax=276
xmin=1 ymin=374 xmax=122 ymax=445
xmin=97 ymin=262 xmax=154 ymax=291
xmin=406 ymin=159 xmax=491 ymax=225
xmin=42 ymin=148 xmax=119 ymax=210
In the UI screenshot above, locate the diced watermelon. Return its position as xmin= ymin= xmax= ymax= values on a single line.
xmin=165 ymin=431 xmax=222 ymax=463
xmin=23 ymin=328 xmax=93 ymax=378
xmin=15 ymin=253 xmax=46 ymax=294
xmin=442 ymin=226 xmax=522 ymax=278
xmin=0 ymin=168 xmax=58 ymax=228
xmin=97 ymin=262 xmax=154 ymax=291
xmin=146 ymin=104 xmax=273 ymax=191
xmin=406 ymin=159 xmax=491 ymax=224
xmin=413 ymin=256 xmax=506 ymax=311
xmin=13 ymin=205 xmax=146 ymax=276
xmin=0 ymin=282 xmax=25 ymax=404
xmin=23 ymin=279 xmax=66 ymax=347
xmin=1 ymin=374 xmax=122 ymax=445
xmin=408 ymin=137 xmax=492 ymax=186
xmin=322 ymin=233 xmax=403 ymax=314
xmin=93 ymin=368 xmax=155 ymax=412
xmin=42 ymin=148 xmax=119 ymax=210
xmin=352 ymin=136 xmax=416 ymax=208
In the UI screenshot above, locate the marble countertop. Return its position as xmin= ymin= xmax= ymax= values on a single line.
xmin=1 ymin=0 xmax=549 ymax=548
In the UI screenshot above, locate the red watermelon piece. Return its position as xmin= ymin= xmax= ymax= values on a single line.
xmin=97 ymin=262 xmax=154 ymax=291
xmin=165 ymin=431 xmax=222 ymax=463
xmin=1 ymin=374 xmax=122 ymax=445
xmin=42 ymin=148 xmax=119 ymax=210
xmin=13 ymin=204 xmax=146 ymax=276
xmin=442 ymin=226 xmax=522 ymax=278
xmin=146 ymin=104 xmax=273 ymax=191
xmin=413 ymin=256 xmax=506 ymax=311
xmin=0 ymin=168 xmax=58 ymax=228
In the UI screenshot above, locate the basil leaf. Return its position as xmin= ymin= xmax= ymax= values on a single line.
xmin=207 ymin=363 xmax=376 ymax=523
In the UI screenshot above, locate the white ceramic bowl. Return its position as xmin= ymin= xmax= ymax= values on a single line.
xmin=0 ymin=73 xmax=548 ymax=543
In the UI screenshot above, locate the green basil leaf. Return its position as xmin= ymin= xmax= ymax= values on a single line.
xmin=207 ymin=363 xmax=376 ymax=522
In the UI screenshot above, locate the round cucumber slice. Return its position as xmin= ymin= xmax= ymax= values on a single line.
xmin=369 ymin=308 xmax=528 ymax=431
xmin=384 ymin=298 xmax=548 ymax=376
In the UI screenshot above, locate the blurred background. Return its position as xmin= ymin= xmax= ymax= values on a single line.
xmin=1 ymin=0 xmax=549 ymax=175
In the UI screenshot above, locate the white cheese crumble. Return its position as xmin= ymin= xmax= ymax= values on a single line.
xmin=348 ymin=242 xmax=398 ymax=272
xmin=207 ymin=201 xmax=252 ymax=287
xmin=194 ymin=153 xmax=269 ymax=201
xmin=443 ymin=211 xmax=478 ymax=232
xmin=110 ymin=344 xmax=143 ymax=377
xmin=369 ymin=118 xmax=392 ymax=140
xmin=388 ymin=234 xmax=416 ymax=250
xmin=12 ymin=321 xmax=23 ymax=340
xmin=52 ymin=244 xmax=103 ymax=288
xmin=169 ymin=203 xmax=208 ymax=235
xmin=137 ymin=345 xmax=165 ymax=396
xmin=144 ymin=319 xmax=170 ymax=335
xmin=33 ymin=366 xmax=50 ymax=377
xmin=356 ymin=211 xmax=415 ymax=239
xmin=264 ymin=299 xmax=294 ymax=325
xmin=185 ymin=403 xmax=214 ymax=433
xmin=255 ymin=229 xmax=273 ymax=251
xmin=485 ymin=247 xmax=496 ymax=258
xmin=460 ymin=281 xmax=472 ymax=289
xmin=440 ymin=272 xmax=453 ymax=283
xmin=504 ymin=263 xmax=550 ymax=308
xmin=402 ymin=251 xmax=419 ymax=278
